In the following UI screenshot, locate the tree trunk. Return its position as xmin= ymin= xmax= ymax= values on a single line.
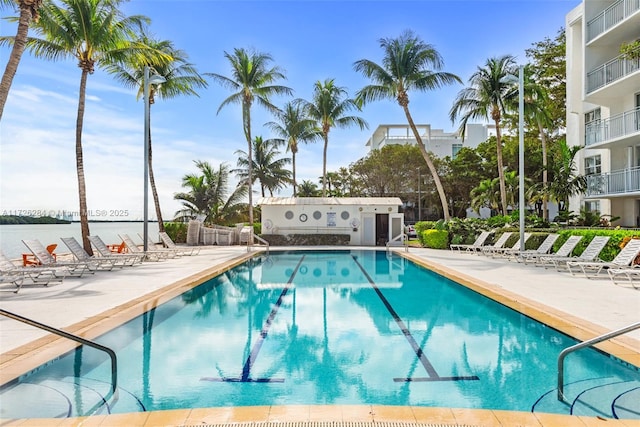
xmin=322 ymin=133 xmax=329 ymax=197
xmin=538 ymin=120 xmax=548 ymax=221
xmin=403 ymin=105 xmax=450 ymax=221
xmin=494 ymin=120 xmax=508 ymax=216
xmin=243 ymin=103 xmax=254 ymax=226
xmin=148 ymin=119 xmax=165 ymax=233
xmin=0 ymin=2 xmax=34 ymax=120
xmin=292 ymin=148 xmax=297 ymax=197
xmin=76 ymin=69 xmax=92 ymax=255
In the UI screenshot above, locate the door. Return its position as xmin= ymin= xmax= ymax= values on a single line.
xmin=388 ymin=213 xmax=405 ymax=246
xmin=362 ymin=214 xmax=375 ymax=246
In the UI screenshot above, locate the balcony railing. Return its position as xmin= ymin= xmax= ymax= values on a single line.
xmin=585 ymin=106 xmax=640 ymax=146
xmin=586 ymin=166 xmax=640 ymax=197
xmin=587 ymin=0 xmax=640 ymax=42
xmin=586 ymin=52 xmax=640 ymax=93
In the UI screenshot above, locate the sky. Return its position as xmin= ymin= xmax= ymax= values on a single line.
xmin=0 ymin=0 xmax=580 ymax=222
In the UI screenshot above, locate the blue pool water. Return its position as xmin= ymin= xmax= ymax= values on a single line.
xmin=1 ymin=250 xmax=639 ymax=419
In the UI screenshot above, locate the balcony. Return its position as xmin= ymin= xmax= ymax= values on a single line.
xmin=586 ymin=53 xmax=640 ymax=93
xmin=585 ymin=106 xmax=640 ymax=146
xmin=587 ymin=0 xmax=640 ymax=43
xmin=586 ymin=166 xmax=640 ymax=197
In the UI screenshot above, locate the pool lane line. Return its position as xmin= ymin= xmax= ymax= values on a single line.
xmin=202 ymin=255 xmax=306 ymax=383
xmin=351 ymin=255 xmax=479 ymax=383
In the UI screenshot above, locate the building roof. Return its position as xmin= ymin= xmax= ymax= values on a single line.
xmin=256 ymin=197 xmax=403 ymax=206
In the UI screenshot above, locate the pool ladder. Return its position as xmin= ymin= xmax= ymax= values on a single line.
xmin=557 ymin=320 xmax=640 ymax=401
xmin=247 ymin=231 xmax=270 ymax=255
xmin=0 ymin=308 xmax=118 ymax=397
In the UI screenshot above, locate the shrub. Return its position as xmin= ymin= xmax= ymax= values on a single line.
xmin=421 ymin=230 xmax=449 ymax=249
xmin=164 ymin=222 xmax=187 ymax=243
xmin=555 ymin=229 xmax=640 ymax=261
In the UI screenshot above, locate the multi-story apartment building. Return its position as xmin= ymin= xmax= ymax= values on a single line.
xmin=365 ymin=123 xmax=494 ymax=158
xmin=566 ymin=0 xmax=640 ymax=227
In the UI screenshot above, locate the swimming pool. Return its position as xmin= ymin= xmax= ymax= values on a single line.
xmin=1 ymin=250 xmax=639 ymax=419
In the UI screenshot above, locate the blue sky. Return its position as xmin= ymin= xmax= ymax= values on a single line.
xmin=0 ymin=0 xmax=580 ymax=221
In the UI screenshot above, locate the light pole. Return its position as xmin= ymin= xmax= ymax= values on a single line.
xmin=518 ymin=65 xmax=525 ymax=251
xmin=418 ymin=167 xmax=421 ymax=221
xmin=143 ymin=66 xmax=166 ymax=252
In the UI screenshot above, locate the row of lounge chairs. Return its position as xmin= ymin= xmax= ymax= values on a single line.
xmin=0 ymin=232 xmax=200 ymax=293
xmin=452 ymin=231 xmax=640 ymax=287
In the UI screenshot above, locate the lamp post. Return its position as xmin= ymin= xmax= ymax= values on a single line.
xmin=418 ymin=167 xmax=421 ymax=221
xmin=143 ymin=66 xmax=166 ymax=252
xmin=518 ymin=65 xmax=525 ymax=251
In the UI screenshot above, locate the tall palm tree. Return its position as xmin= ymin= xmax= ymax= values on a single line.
xmin=233 ymin=136 xmax=292 ymax=197
xmin=18 ymin=0 xmax=161 ymax=254
xmin=265 ymin=101 xmax=319 ymax=196
xmin=106 ymin=31 xmax=208 ymax=233
xmin=354 ymin=30 xmax=461 ymax=220
xmin=207 ymin=48 xmax=292 ymax=226
xmin=174 ymin=160 xmax=247 ymax=225
xmin=548 ymin=140 xmax=586 ymax=213
xmin=301 ymin=79 xmax=367 ymax=197
xmin=0 ymin=0 xmax=44 ymax=120
xmin=450 ymin=55 xmax=518 ymax=216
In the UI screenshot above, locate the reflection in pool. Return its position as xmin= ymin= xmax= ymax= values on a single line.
xmin=1 ymin=250 xmax=639 ymax=419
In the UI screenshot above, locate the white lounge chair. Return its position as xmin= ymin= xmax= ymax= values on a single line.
xmin=138 ymin=233 xmax=182 ymax=257
xmin=0 ymin=250 xmax=67 ymax=293
xmin=450 ymin=230 xmax=491 ymax=252
xmin=538 ymin=236 xmax=610 ymax=271
xmin=479 ymin=232 xmax=513 ymax=257
xmin=607 ymin=267 xmax=640 ymax=288
xmin=489 ymin=233 xmax=532 ymax=258
xmin=567 ymin=238 xmax=640 ymax=278
xmin=509 ymin=233 xmax=560 ymax=263
xmin=22 ymin=239 xmax=92 ymax=277
xmin=119 ymin=234 xmax=171 ymax=261
xmin=88 ymin=235 xmax=144 ymax=265
xmin=159 ymin=231 xmax=200 ymax=256
xmin=61 ymin=237 xmax=135 ymax=270
xmin=524 ymin=235 xmax=583 ymax=265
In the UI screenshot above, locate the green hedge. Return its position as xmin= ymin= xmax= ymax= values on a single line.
xmin=555 ymin=229 xmax=640 ymax=261
xmin=421 ymin=230 xmax=449 ymax=249
xmin=164 ymin=222 xmax=187 ymax=243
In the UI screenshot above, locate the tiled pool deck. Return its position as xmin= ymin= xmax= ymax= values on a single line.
xmin=1 ymin=245 xmax=639 ymax=427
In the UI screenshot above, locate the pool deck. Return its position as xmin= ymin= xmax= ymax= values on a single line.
xmin=1 ymin=245 xmax=639 ymax=427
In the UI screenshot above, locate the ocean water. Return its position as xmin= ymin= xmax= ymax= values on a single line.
xmin=0 ymin=222 xmax=160 ymax=260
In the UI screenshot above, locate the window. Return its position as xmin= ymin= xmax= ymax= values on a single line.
xmin=584 ymin=155 xmax=601 ymax=175
xmin=452 ymin=143 xmax=462 ymax=158
xmin=584 ymin=108 xmax=601 ymax=124
xmin=584 ymin=201 xmax=600 ymax=213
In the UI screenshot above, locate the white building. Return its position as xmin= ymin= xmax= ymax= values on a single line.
xmin=257 ymin=197 xmax=405 ymax=246
xmin=365 ymin=123 xmax=495 ymax=158
xmin=566 ymin=0 xmax=640 ymax=226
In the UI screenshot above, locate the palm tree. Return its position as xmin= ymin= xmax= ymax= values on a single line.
xmin=297 ymin=180 xmax=320 ymax=197
xmin=207 ymin=48 xmax=292 ymax=226
xmin=233 ymin=136 xmax=292 ymax=197
xmin=0 ymin=0 xmax=44 ymax=120
xmin=265 ymin=101 xmax=319 ymax=196
xmin=548 ymin=140 xmax=586 ymax=214
xmin=450 ymin=55 xmax=518 ymax=217
xmin=18 ymin=0 xmax=161 ymax=254
xmin=106 ymin=31 xmax=208 ymax=233
xmin=470 ymin=178 xmax=500 ymax=214
xmin=174 ymin=160 xmax=247 ymax=225
xmin=301 ymin=79 xmax=367 ymax=197
xmin=354 ymin=30 xmax=461 ymax=220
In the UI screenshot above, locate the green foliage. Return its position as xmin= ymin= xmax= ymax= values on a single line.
xmin=555 ymin=229 xmax=640 ymax=261
xmin=421 ymin=230 xmax=449 ymax=249
xmin=0 ymin=215 xmax=70 ymax=225
xmin=486 ymin=215 xmax=512 ymax=228
xmin=415 ymin=221 xmax=436 ymax=233
xmin=164 ymin=222 xmax=187 ymax=243
xmin=620 ymin=40 xmax=640 ymax=61
xmin=445 ymin=218 xmax=489 ymax=246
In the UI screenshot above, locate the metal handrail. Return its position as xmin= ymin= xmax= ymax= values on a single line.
xmin=247 ymin=231 xmax=270 ymax=255
xmin=0 ymin=309 xmax=118 ymax=396
xmin=557 ymin=321 xmax=640 ymax=401
xmin=386 ymin=233 xmax=409 ymax=253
